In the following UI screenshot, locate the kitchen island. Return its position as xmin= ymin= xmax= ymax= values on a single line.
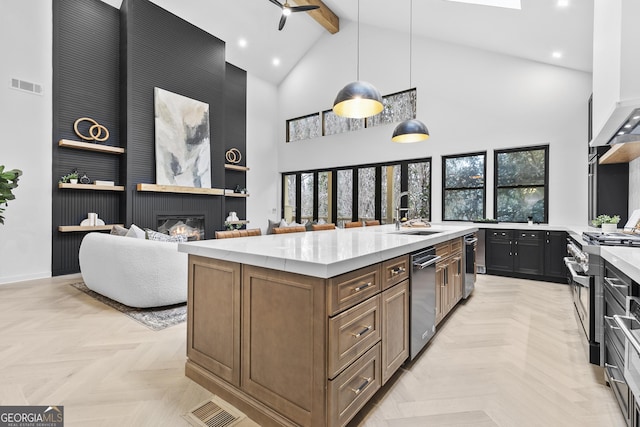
xmin=178 ymin=223 xmax=477 ymax=427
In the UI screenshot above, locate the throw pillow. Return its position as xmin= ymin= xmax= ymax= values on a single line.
xmin=125 ymin=223 xmax=146 ymax=239
xmin=279 ymin=218 xmax=288 ymax=228
xmin=267 ymin=218 xmax=281 ymax=235
xmin=305 ymin=220 xmax=317 ymax=232
xmin=110 ymin=224 xmax=129 ymax=236
xmin=145 ymin=228 xmax=188 ymax=242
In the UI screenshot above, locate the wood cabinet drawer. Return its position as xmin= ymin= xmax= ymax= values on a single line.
xmin=436 ymin=242 xmax=451 ymax=257
xmin=328 ymin=264 xmax=381 ymax=316
xmin=451 ymin=237 xmax=462 ymax=253
xmin=328 ymin=295 xmax=381 ymax=379
xmin=328 ymin=343 xmax=381 ymax=427
xmin=516 ymin=231 xmax=542 ymax=240
xmin=488 ymin=229 xmax=511 ymax=240
xmin=381 ymin=255 xmax=409 ymax=290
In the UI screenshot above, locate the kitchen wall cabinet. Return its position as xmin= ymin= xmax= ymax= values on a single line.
xmin=486 ymin=229 xmax=566 ymax=282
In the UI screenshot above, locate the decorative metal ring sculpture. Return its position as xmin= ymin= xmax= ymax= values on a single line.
xmin=225 ymin=148 xmax=242 ymax=164
xmin=73 ymin=117 xmax=109 ymax=142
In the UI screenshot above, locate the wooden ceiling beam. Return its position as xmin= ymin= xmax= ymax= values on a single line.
xmin=293 ymin=0 xmax=340 ymax=34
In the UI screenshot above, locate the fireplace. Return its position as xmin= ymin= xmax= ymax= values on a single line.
xmin=156 ymin=213 xmax=205 ymax=241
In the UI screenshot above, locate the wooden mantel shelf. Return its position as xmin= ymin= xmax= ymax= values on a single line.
xmin=599 ymin=141 xmax=640 ymax=164
xmin=59 ymin=139 xmax=125 ymax=154
xmin=59 ymin=183 xmax=125 ymax=191
xmin=136 ymin=183 xmax=224 ymax=195
xmin=58 ymin=224 xmax=123 ymax=232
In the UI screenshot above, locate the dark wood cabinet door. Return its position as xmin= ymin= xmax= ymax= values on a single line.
xmin=486 ymin=230 xmax=514 ymax=273
xmin=544 ymin=231 xmax=567 ymax=278
xmin=513 ymin=231 xmax=544 ymax=275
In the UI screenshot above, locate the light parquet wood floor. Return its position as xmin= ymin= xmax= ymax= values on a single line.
xmin=0 ymin=274 xmax=626 ymax=427
xmin=349 ymin=275 xmax=625 ymax=427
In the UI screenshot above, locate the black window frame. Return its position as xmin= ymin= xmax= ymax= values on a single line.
xmin=441 ymin=151 xmax=487 ymax=221
xmin=494 ymin=145 xmax=549 ymax=224
xmin=281 ymin=157 xmax=432 ymax=225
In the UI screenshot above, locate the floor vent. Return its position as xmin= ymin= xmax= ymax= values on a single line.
xmin=185 ymin=397 xmax=246 ymax=427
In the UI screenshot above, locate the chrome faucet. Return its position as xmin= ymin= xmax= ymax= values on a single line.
xmin=395 ymin=191 xmax=409 ymax=230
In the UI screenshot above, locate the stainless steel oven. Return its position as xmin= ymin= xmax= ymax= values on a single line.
xmin=613 ymin=297 xmax=640 ymax=426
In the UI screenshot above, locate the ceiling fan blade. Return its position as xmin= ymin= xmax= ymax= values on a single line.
xmin=278 ymin=14 xmax=287 ymax=31
xmin=267 ymin=0 xmax=284 ymax=9
xmin=290 ymin=5 xmax=320 ymax=12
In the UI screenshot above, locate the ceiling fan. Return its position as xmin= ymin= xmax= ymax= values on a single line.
xmin=267 ymin=0 xmax=320 ymax=31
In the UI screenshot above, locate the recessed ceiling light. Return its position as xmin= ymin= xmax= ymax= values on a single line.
xmin=552 ymin=51 xmax=563 ymax=59
xmin=238 ymin=38 xmax=247 ymax=48
xmin=272 ymin=58 xmax=281 ymax=66
xmin=444 ymin=0 xmax=521 ymax=10
xmin=557 ymin=0 xmax=569 ymax=7
xmin=625 ymin=124 xmax=632 ymax=128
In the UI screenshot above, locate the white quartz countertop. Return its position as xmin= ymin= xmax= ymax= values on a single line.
xmin=179 ymin=224 xmax=477 ymax=278
xmin=600 ymin=247 xmax=640 ymax=284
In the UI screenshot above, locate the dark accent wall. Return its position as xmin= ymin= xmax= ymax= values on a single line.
xmin=52 ymin=0 xmax=122 ymax=275
xmin=52 ymin=0 xmax=247 ymax=275
xmin=121 ymin=0 xmax=226 ymax=236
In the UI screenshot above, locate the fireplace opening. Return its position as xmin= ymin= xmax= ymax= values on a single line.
xmin=156 ymin=214 xmax=205 ymax=241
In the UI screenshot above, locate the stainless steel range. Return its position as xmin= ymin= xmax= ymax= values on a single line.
xmin=583 ymin=231 xmax=640 ymax=247
xmin=565 ymin=233 xmax=603 ymax=365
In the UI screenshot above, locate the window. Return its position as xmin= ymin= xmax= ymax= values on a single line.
xmin=286 ymin=113 xmax=321 ymax=142
xmin=358 ymin=167 xmax=376 ymax=221
xmin=300 ymin=173 xmax=314 ymax=223
xmin=381 ymin=164 xmax=401 ymax=224
xmin=442 ymin=152 xmax=486 ymax=221
xmin=283 ymin=174 xmax=296 ymax=223
xmin=337 ymin=169 xmax=353 ymax=228
xmin=282 ymin=157 xmax=431 ymax=227
xmin=495 ymin=145 xmax=548 ymax=223
xmin=408 ymin=161 xmax=431 ymax=220
xmin=317 ymin=171 xmax=331 ymax=223
xmin=366 ymin=89 xmax=417 ymax=128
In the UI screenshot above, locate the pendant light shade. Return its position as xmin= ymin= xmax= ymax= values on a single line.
xmin=392 ymin=119 xmax=430 ymax=143
xmin=333 ymin=81 xmax=384 ymax=119
xmin=332 ymin=0 xmax=383 ymax=119
xmin=392 ymin=0 xmax=429 ymax=143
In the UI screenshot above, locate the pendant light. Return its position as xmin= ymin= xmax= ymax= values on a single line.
xmin=332 ymin=0 xmax=383 ymax=119
xmin=392 ymin=0 xmax=429 ymax=143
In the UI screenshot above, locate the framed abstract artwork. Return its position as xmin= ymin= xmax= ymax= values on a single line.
xmin=154 ymin=87 xmax=211 ymax=188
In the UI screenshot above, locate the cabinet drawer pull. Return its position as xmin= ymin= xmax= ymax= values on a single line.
xmin=605 ymin=362 xmax=620 ymax=371
xmin=353 ymin=282 xmax=372 ymax=293
xmin=352 ymin=325 xmax=372 ymax=338
xmin=351 ymin=377 xmax=372 ymax=395
xmin=390 ymin=267 xmax=406 ymax=276
xmin=605 ymin=277 xmax=628 ymax=289
xmin=604 ymin=315 xmax=621 ymax=330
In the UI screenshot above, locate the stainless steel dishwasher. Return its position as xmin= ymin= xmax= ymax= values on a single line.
xmin=409 ymin=247 xmax=441 ymax=360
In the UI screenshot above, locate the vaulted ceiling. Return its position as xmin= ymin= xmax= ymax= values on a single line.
xmin=101 ymin=0 xmax=594 ymax=85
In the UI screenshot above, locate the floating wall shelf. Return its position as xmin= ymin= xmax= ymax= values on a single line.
xmin=58 ymin=224 xmax=122 ymax=232
xmin=59 ymin=139 xmax=125 ymax=154
xmin=225 ymin=192 xmax=250 ymax=198
xmin=59 ymin=183 xmax=125 ymax=191
xmin=224 ymin=164 xmax=250 ymax=171
xmin=136 ymin=183 xmax=225 ymax=195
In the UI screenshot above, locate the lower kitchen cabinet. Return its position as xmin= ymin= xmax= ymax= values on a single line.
xmin=186 ymin=254 xmax=412 ymax=427
xmin=381 ymin=279 xmax=409 ymax=385
xmin=436 ymin=238 xmax=463 ymax=325
xmin=486 ymin=228 xmax=565 ymax=282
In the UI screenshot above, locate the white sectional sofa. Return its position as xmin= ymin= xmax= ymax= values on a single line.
xmin=78 ymin=232 xmax=188 ymax=308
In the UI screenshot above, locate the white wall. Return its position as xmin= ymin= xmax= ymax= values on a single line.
xmin=246 ymin=75 xmax=280 ymax=232
xmin=630 ymin=158 xmax=640 ymax=216
xmin=278 ymin=22 xmax=592 ymax=226
xmin=0 ymin=0 xmax=53 ymax=284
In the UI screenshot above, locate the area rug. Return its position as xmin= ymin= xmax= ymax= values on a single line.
xmin=70 ymin=281 xmax=186 ymax=331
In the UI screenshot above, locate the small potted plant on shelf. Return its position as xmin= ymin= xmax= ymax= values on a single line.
xmin=592 ymin=214 xmax=620 ymax=233
xmin=59 ymin=170 xmax=79 ymax=184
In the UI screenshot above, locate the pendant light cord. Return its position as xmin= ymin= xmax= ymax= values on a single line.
xmin=409 ymin=0 xmax=413 ymax=88
xmin=357 ymin=0 xmax=360 ymax=81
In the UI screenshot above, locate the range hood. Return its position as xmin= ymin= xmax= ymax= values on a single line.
xmin=592 ymin=100 xmax=640 ymax=164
